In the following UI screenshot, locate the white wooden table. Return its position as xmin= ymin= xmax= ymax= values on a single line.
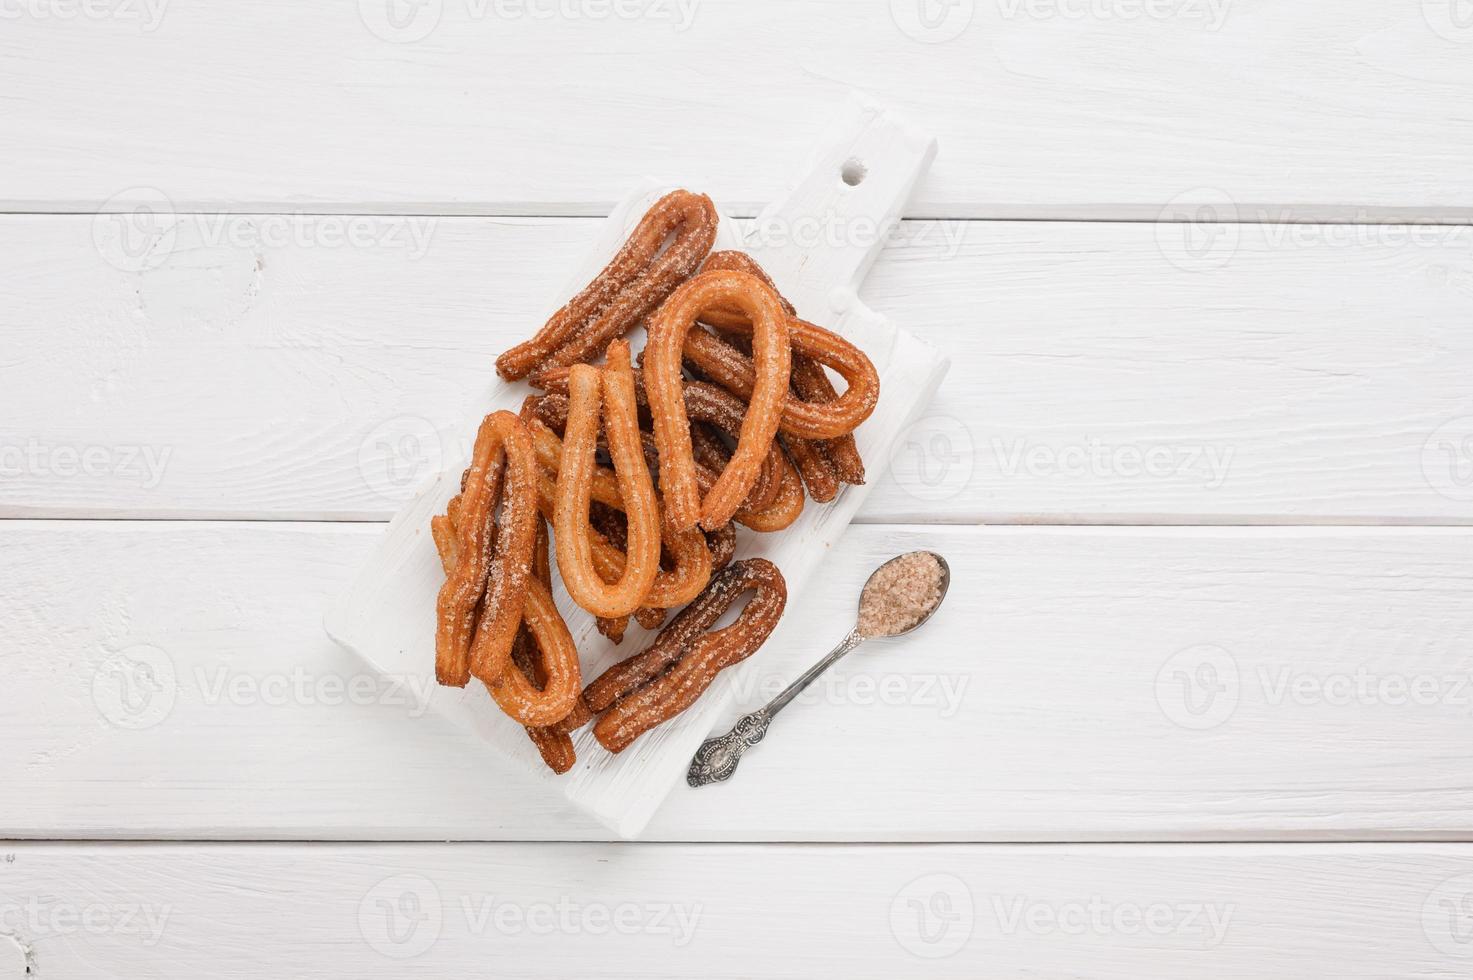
xmin=4 ymin=2 xmax=1473 ymax=976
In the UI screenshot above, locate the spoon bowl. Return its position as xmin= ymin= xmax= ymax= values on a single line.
xmin=856 ymin=550 xmax=951 ymax=639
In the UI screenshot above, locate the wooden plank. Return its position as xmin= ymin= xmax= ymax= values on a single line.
xmin=4 ymin=215 xmax=1471 ymax=523
xmin=0 ymin=842 xmax=1469 ymax=977
xmin=4 ymin=520 xmax=1472 ymax=841
xmin=3 ymin=1 xmax=1471 ymax=218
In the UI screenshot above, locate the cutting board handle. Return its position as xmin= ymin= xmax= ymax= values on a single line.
xmin=745 ymin=93 xmax=939 ymax=315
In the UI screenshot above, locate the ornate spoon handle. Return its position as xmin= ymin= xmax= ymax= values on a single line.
xmin=687 ymin=628 xmax=866 ymax=787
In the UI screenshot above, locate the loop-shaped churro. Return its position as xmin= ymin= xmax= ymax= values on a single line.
xmin=510 ymin=516 xmax=581 ymax=771
xmin=530 ymin=369 xmax=788 ymax=521
xmin=725 ymin=446 xmax=804 ymax=533
xmin=524 ymin=395 xmax=712 ymax=611
xmin=683 ymin=326 xmax=835 ymax=503
xmin=681 ymin=381 xmax=784 ymax=512
xmin=587 ymin=558 xmax=788 ymax=754
xmin=512 ymin=630 xmax=577 ymax=773
xmin=496 ymin=189 xmax=717 ymax=380
xmin=684 ymin=315 xmax=878 ymax=442
xmin=645 ymin=270 xmax=791 ymax=532
xmin=432 ymin=410 xmax=538 ymax=688
xmin=601 ymin=524 xmax=735 ymax=644
xmin=688 ymin=424 xmax=804 ymax=532
xmin=487 ymin=573 xmax=581 ymax=728
xmin=553 ymin=342 xmax=663 ymax=618
xmin=698 ymin=250 xmax=866 ymax=487
xmin=440 ymin=220 xmax=886 ymax=768
xmin=781 ymin=433 xmax=840 ymax=503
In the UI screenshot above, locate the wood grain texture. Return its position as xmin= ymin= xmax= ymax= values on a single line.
xmin=4 ymin=215 xmax=1471 ymax=523
xmin=2 ymin=842 xmax=1471 ymax=977
xmin=3 ymin=0 xmax=1472 ymax=218
xmin=5 ymin=520 xmax=1472 ymax=841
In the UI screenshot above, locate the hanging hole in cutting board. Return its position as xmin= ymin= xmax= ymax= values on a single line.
xmin=840 ymin=158 xmax=867 ymax=186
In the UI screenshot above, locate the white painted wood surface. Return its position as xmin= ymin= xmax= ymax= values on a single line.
xmin=8 ymin=521 xmax=1473 ymax=842
xmin=2 ymin=843 xmax=1472 ymax=977
xmin=7 ymin=5 xmax=1473 ymax=976
xmin=4 ymin=1 xmax=1473 ymax=219
xmin=6 ymin=216 xmax=1471 ymax=523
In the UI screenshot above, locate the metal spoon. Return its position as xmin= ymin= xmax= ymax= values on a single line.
xmin=687 ymin=550 xmax=951 ymax=788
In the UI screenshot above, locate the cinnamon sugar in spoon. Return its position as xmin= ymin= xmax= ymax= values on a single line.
xmin=687 ymin=550 xmax=950 ymax=788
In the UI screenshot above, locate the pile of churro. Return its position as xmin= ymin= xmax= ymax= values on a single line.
xmin=432 ymin=189 xmax=881 ymax=773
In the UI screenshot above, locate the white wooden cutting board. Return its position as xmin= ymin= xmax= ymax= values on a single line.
xmin=326 ymin=95 xmax=948 ymax=838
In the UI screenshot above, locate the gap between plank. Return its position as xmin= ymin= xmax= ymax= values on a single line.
xmin=3 ymin=515 xmax=1473 ymax=528
xmin=6 ymin=838 xmax=1473 ymax=847
xmin=5 ymin=207 xmax=1473 ymax=227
